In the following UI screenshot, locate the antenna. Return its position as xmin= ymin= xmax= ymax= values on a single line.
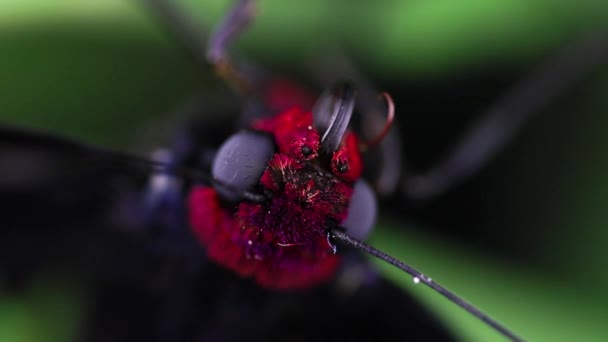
xmin=404 ymin=29 xmax=608 ymax=200
xmin=141 ymin=0 xmax=256 ymax=91
xmin=360 ymin=92 xmax=395 ymax=151
xmin=331 ymin=229 xmax=524 ymax=342
xmin=0 ymin=125 xmax=265 ymax=203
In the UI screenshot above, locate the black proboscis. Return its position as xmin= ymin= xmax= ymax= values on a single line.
xmin=312 ymin=81 xmax=357 ymax=155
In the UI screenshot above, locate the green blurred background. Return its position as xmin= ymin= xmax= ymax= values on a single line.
xmin=1 ymin=0 xmax=607 ymax=341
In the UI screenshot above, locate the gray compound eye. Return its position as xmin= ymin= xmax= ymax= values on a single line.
xmin=212 ymin=131 xmax=275 ymax=201
xmin=341 ymin=180 xmax=378 ymax=241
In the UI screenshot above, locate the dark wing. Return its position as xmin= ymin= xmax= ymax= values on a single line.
xmin=84 ymin=253 xmax=456 ymax=342
xmin=0 ymin=123 xmax=456 ymax=341
xmin=0 ymin=124 xmax=154 ymax=289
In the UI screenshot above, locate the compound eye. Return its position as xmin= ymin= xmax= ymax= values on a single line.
xmin=212 ymin=131 xmax=275 ymax=201
xmin=341 ymin=180 xmax=377 ymax=241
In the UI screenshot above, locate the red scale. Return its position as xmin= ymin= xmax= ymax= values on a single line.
xmin=189 ymin=86 xmax=363 ymax=289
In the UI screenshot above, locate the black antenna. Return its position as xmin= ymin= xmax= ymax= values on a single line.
xmin=331 ymin=229 xmax=524 ymax=342
xmin=405 ymin=29 xmax=608 ymax=200
xmin=141 ymin=0 xmax=256 ymax=91
xmin=0 ymin=125 xmax=265 ymax=203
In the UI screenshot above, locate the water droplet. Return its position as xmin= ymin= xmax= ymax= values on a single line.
xmin=413 ymin=277 xmax=420 ymax=284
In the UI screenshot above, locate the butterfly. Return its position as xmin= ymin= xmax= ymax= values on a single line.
xmin=1 ymin=0 xmax=608 ymax=342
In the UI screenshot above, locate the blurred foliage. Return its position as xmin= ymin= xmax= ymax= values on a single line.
xmin=1 ymin=0 xmax=607 ymax=341
xmin=0 ymin=277 xmax=83 ymax=342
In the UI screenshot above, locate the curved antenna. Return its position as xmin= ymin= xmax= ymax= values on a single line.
xmin=312 ymin=81 xmax=356 ymax=155
xmin=0 ymin=125 xmax=265 ymax=203
xmin=360 ymin=92 xmax=395 ymax=151
xmin=331 ymin=229 xmax=524 ymax=342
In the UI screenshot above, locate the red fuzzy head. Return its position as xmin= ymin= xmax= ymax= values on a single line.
xmin=188 ymin=89 xmax=364 ymax=290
